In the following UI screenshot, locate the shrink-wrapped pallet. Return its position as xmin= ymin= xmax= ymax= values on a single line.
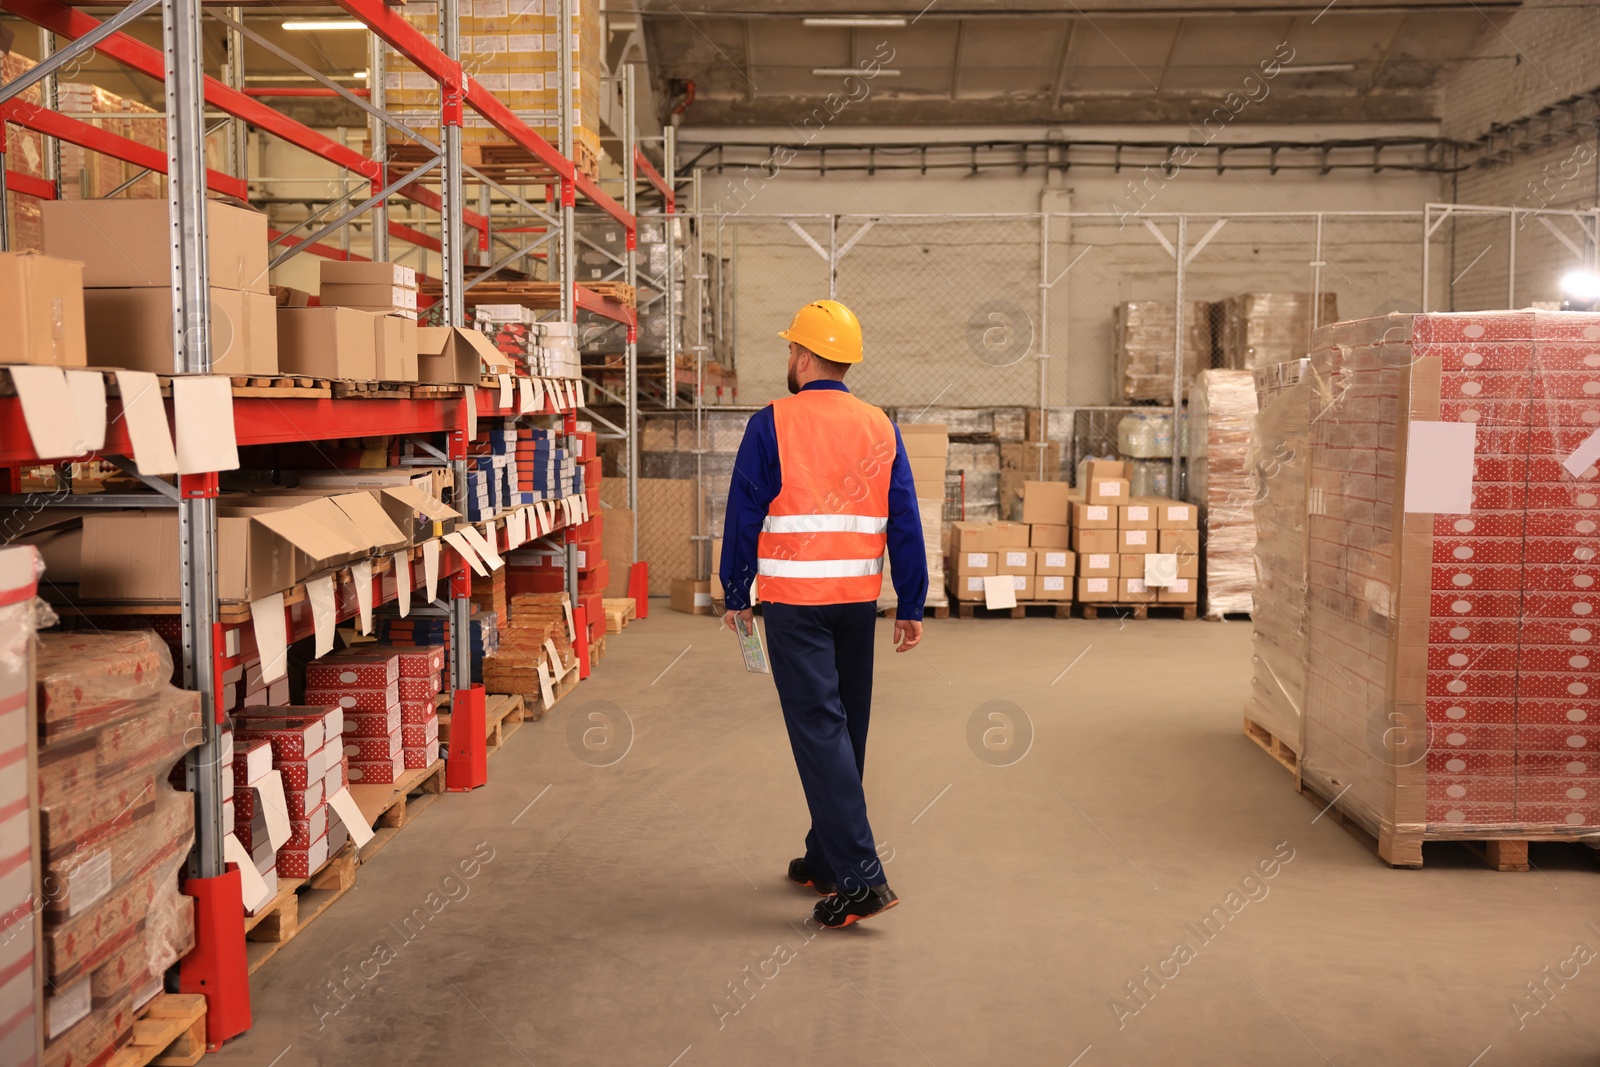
xmin=1217 ymin=292 xmax=1338 ymax=371
xmin=1112 ymin=301 xmax=1212 ymax=402
xmin=1188 ymin=370 xmax=1258 ymax=617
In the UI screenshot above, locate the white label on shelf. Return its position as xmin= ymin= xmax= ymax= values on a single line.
xmin=563 ymin=597 xmax=576 ymax=641
xmin=444 ymin=531 xmax=489 ymax=577
xmin=259 ymin=770 xmax=291 ymax=849
xmin=394 ymin=550 xmax=412 ymax=618
xmin=351 ymin=559 xmax=375 ymax=634
xmin=11 ymin=366 xmax=83 ymax=461
xmin=544 ymin=638 xmax=561 ymax=674
xmin=498 ymin=374 xmax=514 ymax=410
xmin=460 ymin=523 xmax=505 ymax=571
xmin=537 ymin=662 xmax=554 ymax=707
xmin=519 ymin=377 xmax=536 ymax=414
xmin=1404 ymin=420 xmax=1477 ymax=513
xmin=65 ymin=370 xmax=106 ymax=452
xmin=463 ymin=386 xmax=478 ymax=440
xmin=326 ymin=787 xmax=376 ymax=849
xmin=173 ymin=375 xmax=240 ymax=474
xmin=251 ymin=592 xmax=289 ymax=683
xmin=225 ymin=834 xmax=272 ymax=913
xmin=531 ymin=377 xmax=545 ymax=412
xmin=422 ymin=539 xmax=441 ymax=603
xmin=307 ymin=575 xmax=337 ymax=657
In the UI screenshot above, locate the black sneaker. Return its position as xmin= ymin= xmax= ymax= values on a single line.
xmin=788 ymin=857 xmax=836 ymax=895
xmin=813 ymin=884 xmax=899 ymax=929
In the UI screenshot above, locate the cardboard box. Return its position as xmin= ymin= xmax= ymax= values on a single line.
xmin=1079 ymin=551 xmax=1116 ymax=577
xmin=900 ymin=425 xmax=948 ymax=458
xmin=992 ymin=522 xmax=1031 ymax=548
xmin=417 ymin=326 xmax=512 ymax=384
xmin=1021 ymin=482 xmax=1071 ymax=526
xmin=1077 ymin=576 xmax=1116 ymax=602
xmin=1159 ymin=529 xmax=1201 ymax=557
xmin=670 ymin=578 xmax=711 ymax=615
xmin=43 ymin=198 xmax=269 ymax=292
xmin=277 ymin=307 xmax=377 ymax=380
xmin=1158 ymin=576 xmax=1198 ymax=602
xmin=951 ymin=550 xmax=996 ymax=576
xmin=948 ymin=573 xmax=986 ymax=602
xmin=1073 ymin=528 xmax=1118 ymax=555
xmin=950 ymin=522 xmax=1000 ymax=554
xmin=79 ymin=496 xmax=386 ymax=601
xmin=1118 ymin=501 xmax=1158 ymax=530
xmin=374 ymin=314 xmax=419 ymax=381
xmin=1071 ymin=502 xmax=1117 ymax=530
xmin=1009 ymin=573 xmax=1035 ymax=600
xmin=1030 ymin=524 xmax=1071 ymax=549
xmin=1119 ymin=576 xmax=1157 ymax=603
xmin=0 ymin=251 xmax=86 ymax=366
xmin=1119 ymin=553 xmax=1149 ymax=577
xmin=998 ymin=547 xmax=1034 ymax=576
xmin=1035 ymin=549 xmax=1075 ymax=577
xmin=1119 ymin=528 xmax=1155 ymax=553
xmin=1086 ymin=477 xmax=1131 ymax=506
xmin=907 ymin=456 xmax=946 ymax=497
xmin=84 ymin=286 xmax=276 ymax=375
xmin=1082 ymin=459 xmax=1127 ymax=482
xmin=1026 ymin=409 xmax=1050 ymax=441
xmin=1155 ymin=500 xmax=1198 ymax=529
xmin=321 ymin=260 xmax=417 ymax=289
xmin=1037 ymin=574 xmax=1071 ymax=601
xmin=320 ymin=282 xmax=418 ymax=311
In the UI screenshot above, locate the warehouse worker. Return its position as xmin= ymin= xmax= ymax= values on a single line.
xmin=721 ymin=299 xmax=928 ymax=929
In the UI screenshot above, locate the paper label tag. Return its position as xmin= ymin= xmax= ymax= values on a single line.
xmin=982 ymin=573 xmax=1017 ymax=609
xmin=537 ymin=662 xmax=554 ymax=707
xmin=1100 ymin=481 xmax=1123 ymax=498
xmin=394 ymin=550 xmax=412 ymax=618
xmin=115 ymin=369 xmax=178 ymax=475
xmin=1125 ymin=530 xmax=1148 ymax=545
xmin=543 ymin=637 xmax=562 ymax=673
xmin=306 ymin=575 xmax=337 ymax=657
xmin=225 ymin=833 xmax=273 ymax=912
xmin=259 ymin=771 xmax=291 ymax=849
xmin=1088 ymin=506 xmax=1109 ymax=521
xmin=1127 ymin=506 xmax=1149 ymax=522
xmin=173 ymin=375 xmax=240 ymax=474
xmin=1045 ymin=552 xmax=1066 ymax=567
xmin=1128 ymin=578 xmax=1148 ymax=593
xmin=1166 ymin=505 xmax=1191 ymax=522
xmin=351 ymin=559 xmax=375 ymax=634
xmin=498 ymin=374 xmax=513 ymax=409
xmin=1006 ymin=552 xmax=1028 ymax=567
xmin=422 ymin=539 xmax=441 ymax=602
xmin=1404 ymin=420 xmax=1477 ymax=513
xmin=1088 ymin=578 xmax=1109 ymax=593
xmin=326 ymin=787 xmax=376 ymax=849
xmin=251 ymin=593 xmax=289 ymax=683
xmin=694 ymin=592 xmax=712 ymax=607
xmin=1089 ymin=554 xmax=1110 ymax=569
xmin=1042 ymin=576 xmax=1065 ymax=591
xmin=1170 ymin=578 xmax=1190 ymax=593
xmin=966 ymin=552 xmax=989 ymax=567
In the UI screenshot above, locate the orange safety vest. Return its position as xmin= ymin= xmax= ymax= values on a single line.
xmin=757 ymin=388 xmax=898 ymax=605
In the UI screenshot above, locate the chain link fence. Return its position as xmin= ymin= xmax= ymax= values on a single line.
xmin=632 ymin=205 xmax=1589 ymax=584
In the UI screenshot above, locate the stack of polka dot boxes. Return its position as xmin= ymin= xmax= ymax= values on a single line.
xmin=1300 ymin=310 xmax=1600 ymax=865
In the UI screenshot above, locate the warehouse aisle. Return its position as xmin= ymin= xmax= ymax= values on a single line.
xmin=214 ymin=612 xmax=1600 ymax=1067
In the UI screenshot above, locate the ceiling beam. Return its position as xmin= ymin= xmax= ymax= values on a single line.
xmin=1367 ymin=12 xmax=1408 ymax=92
xmin=1155 ymin=17 xmax=1184 ymax=95
xmin=742 ymin=19 xmax=755 ymax=102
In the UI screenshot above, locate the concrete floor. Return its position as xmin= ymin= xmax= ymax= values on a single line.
xmin=214 ymin=610 xmax=1600 ymax=1067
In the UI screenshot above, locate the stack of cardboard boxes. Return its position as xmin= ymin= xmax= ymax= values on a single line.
xmin=0 ymin=549 xmax=39 ymax=1067
xmin=901 ymin=424 xmax=949 ymax=610
xmin=1071 ymin=460 xmax=1199 ymax=605
xmin=229 ymin=735 xmax=278 ymax=905
xmin=313 ymin=261 xmax=421 ymax=381
xmin=946 ymin=481 xmax=1077 ymax=605
xmin=305 ymin=650 xmax=407 ymax=786
xmin=44 ymin=199 xmax=278 ymax=377
xmin=33 ymin=631 xmax=201 ymax=1067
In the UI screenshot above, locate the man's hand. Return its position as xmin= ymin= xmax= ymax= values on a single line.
xmin=723 ymin=608 xmax=754 ymax=634
xmin=893 ymin=619 xmax=922 ymax=653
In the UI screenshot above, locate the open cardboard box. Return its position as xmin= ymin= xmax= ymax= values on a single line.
xmin=79 ymin=494 xmax=401 ymax=602
xmin=232 ymin=484 xmax=458 ymax=546
xmin=417 ymin=326 xmax=513 ymax=384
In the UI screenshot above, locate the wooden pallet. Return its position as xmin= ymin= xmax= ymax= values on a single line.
xmin=332 ymin=380 xmax=418 ymax=400
xmin=409 ymin=383 xmax=464 ymax=399
xmin=601 ymin=597 xmax=635 ymax=632
xmin=104 ymin=994 xmax=207 ymax=1067
xmin=951 ymin=600 xmax=1074 ymax=619
xmin=588 ymin=634 xmax=607 ymax=664
xmin=1296 ymin=779 xmax=1600 ymax=871
xmin=349 ymin=759 xmax=447 ymax=860
xmin=1243 ymin=715 xmax=1299 ymax=775
xmin=244 ymin=842 xmax=360 ymax=975
xmin=422 ymin=277 xmax=636 ymax=310
xmin=926 ymin=602 xmax=950 ymax=619
xmin=227 ymin=374 xmax=332 ymax=399
xmin=1078 ymin=602 xmax=1198 ymax=620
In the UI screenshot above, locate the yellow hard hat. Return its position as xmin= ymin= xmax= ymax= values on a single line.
xmin=778 ymin=299 xmax=863 ymax=364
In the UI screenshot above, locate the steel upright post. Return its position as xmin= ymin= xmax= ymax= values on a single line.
xmin=625 ymin=63 xmax=639 ymax=525
xmin=440 ymin=0 xmax=472 ymax=696
xmin=559 ymin=0 xmax=578 ymax=609
xmin=369 ymin=32 xmax=389 ymax=261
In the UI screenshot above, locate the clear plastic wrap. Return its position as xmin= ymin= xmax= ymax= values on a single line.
xmin=36 ymin=630 xmax=172 ymax=744
xmin=1112 ymin=301 xmax=1212 ymax=402
xmin=1299 ymin=310 xmax=1600 ymax=863
xmin=1188 ymin=370 xmax=1259 ymax=618
xmin=1246 ymin=361 xmax=1312 ymax=752
xmin=1216 ymin=292 xmax=1338 ymax=371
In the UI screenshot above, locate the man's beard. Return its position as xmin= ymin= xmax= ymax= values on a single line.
xmin=786 ymin=363 xmax=800 ymax=394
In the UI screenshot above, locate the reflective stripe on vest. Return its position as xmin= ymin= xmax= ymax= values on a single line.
xmin=760 ymin=514 xmax=888 ymax=535
xmin=757 ymin=556 xmax=885 ymax=579
xmin=756 ymin=388 xmax=897 ymax=606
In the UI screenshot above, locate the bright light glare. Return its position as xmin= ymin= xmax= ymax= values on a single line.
xmin=1561 ymin=269 xmax=1600 ymax=302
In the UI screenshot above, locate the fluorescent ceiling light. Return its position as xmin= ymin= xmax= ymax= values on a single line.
xmin=1279 ymin=62 xmax=1356 ymax=74
xmin=802 ymin=17 xmax=906 ymax=27
xmin=281 ymin=19 xmax=367 ymax=30
xmin=354 ymin=70 xmax=368 ymax=79
xmin=812 ymin=67 xmax=901 ymax=77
